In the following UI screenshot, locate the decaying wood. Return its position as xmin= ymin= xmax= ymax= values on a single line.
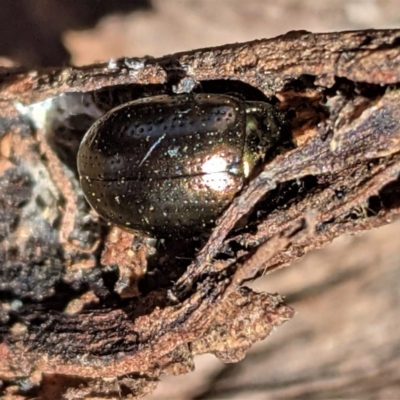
xmin=0 ymin=29 xmax=400 ymax=399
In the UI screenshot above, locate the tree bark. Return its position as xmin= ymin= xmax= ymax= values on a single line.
xmin=1 ymin=29 xmax=400 ymax=399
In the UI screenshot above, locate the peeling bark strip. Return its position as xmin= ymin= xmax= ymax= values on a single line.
xmin=0 ymin=29 xmax=400 ymax=399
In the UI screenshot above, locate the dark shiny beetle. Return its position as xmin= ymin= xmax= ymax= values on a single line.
xmin=77 ymin=93 xmax=281 ymax=237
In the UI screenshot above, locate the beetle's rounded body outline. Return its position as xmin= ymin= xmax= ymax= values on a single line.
xmin=77 ymin=93 xmax=281 ymax=237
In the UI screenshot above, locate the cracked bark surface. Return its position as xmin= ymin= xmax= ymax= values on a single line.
xmin=0 ymin=29 xmax=400 ymax=399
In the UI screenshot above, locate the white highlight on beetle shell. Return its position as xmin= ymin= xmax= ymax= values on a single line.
xmin=243 ymin=160 xmax=251 ymax=178
xmin=201 ymin=155 xmax=227 ymax=174
xmin=138 ymin=133 xmax=167 ymax=167
xmin=201 ymin=155 xmax=231 ymax=192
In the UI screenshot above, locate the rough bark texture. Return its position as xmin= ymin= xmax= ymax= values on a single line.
xmin=0 ymin=29 xmax=400 ymax=399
